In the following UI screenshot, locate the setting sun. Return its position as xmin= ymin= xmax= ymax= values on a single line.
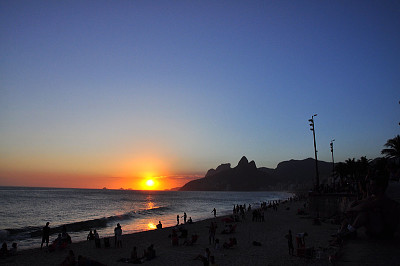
xmin=146 ymin=179 xmax=155 ymax=187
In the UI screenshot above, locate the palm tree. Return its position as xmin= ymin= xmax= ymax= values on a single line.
xmin=345 ymin=158 xmax=356 ymax=180
xmin=381 ymin=135 xmax=400 ymax=159
xmin=355 ymin=156 xmax=370 ymax=179
xmin=335 ymin=162 xmax=347 ymax=185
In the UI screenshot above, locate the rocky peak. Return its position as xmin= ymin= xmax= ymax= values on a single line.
xmin=205 ymin=163 xmax=231 ymax=177
xmin=237 ymin=156 xmax=249 ymax=167
xmin=249 ymin=160 xmax=257 ymax=169
xmin=216 ymin=163 xmax=231 ymax=172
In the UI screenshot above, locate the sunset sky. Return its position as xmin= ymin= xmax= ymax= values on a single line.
xmin=1 ymin=1 xmax=399 ymax=190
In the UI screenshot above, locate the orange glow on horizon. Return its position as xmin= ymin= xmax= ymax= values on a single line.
xmin=113 ymin=155 xmax=174 ymax=190
xmin=138 ymin=176 xmax=160 ymax=190
xmin=0 ymin=166 xmax=202 ymax=190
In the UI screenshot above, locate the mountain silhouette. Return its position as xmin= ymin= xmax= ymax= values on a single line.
xmin=179 ymin=156 xmax=332 ymax=191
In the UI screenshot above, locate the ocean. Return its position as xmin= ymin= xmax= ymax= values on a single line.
xmin=0 ymin=187 xmax=292 ymax=250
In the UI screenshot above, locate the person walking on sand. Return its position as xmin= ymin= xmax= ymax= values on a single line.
xmin=285 ymin=230 xmax=294 ymax=255
xmin=212 ymin=208 xmax=217 ymax=218
xmin=41 ymin=222 xmax=50 ymax=249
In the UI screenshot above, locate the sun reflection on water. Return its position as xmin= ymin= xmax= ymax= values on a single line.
xmin=146 ymin=201 xmax=154 ymax=209
xmin=147 ymin=222 xmax=157 ymax=230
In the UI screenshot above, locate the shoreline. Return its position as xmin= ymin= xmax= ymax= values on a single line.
xmin=4 ymin=184 xmax=400 ymax=266
xmin=2 ymin=190 xmax=295 ymax=252
xmin=2 ymin=199 xmax=342 ymax=265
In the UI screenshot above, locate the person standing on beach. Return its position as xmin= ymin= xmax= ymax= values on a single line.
xmin=115 ymin=224 xmax=122 ymax=248
xmin=94 ymin=230 xmax=101 ymax=248
xmin=87 ymin=230 xmax=94 ymax=241
xmin=285 ymin=230 xmax=294 ymax=255
xmin=182 ymin=212 xmax=187 ymax=224
xmin=41 ymin=222 xmax=50 ymax=249
xmin=114 ymin=223 xmax=122 ymax=248
xmin=209 ymin=222 xmax=217 ymax=244
xmin=177 ymin=215 xmax=180 ymax=225
xmin=212 ymin=208 xmax=216 ymax=218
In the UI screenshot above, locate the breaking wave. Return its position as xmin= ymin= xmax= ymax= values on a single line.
xmin=3 ymin=206 xmax=170 ymax=239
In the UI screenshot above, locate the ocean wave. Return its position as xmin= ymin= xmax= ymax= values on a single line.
xmin=4 ymin=206 xmax=170 ymax=238
xmin=137 ymin=206 xmax=170 ymax=215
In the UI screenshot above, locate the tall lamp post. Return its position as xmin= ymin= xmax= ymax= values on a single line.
xmin=309 ymin=114 xmax=319 ymax=192
xmin=330 ymin=139 xmax=335 ymax=183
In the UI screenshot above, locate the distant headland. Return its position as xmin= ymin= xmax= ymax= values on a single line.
xmin=179 ymin=156 xmax=333 ymax=191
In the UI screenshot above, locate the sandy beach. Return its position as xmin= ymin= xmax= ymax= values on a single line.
xmin=2 ymin=199 xmax=341 ymax=266
xmin=2 ymin=184 xmax=400 ymax=266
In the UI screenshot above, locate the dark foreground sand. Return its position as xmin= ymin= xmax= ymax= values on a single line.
xmin=2 ymin=184 xmax=400 ymax=266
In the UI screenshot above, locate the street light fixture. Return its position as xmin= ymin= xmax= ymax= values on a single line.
xmin=309 ymin=114 xmax=319 ymax=192
xmin=330 ymin=139 xmax=335 ymax=180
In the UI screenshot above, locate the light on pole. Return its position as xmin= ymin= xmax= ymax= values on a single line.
xmin=309 ymin=114 xmax=319 ymax=192
xmin=330 ymin=139 xmax=335 ymax=181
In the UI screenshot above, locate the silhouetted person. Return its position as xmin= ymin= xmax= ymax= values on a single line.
xmin=61 ymin=225 xmax=71 ymax=244
xmin=10 ymin=243 xmax=17 ymax=256
xmin=128 ymin=246 xmax=143 ymax=263
xmin=0 ymin=242 xmax=8 ymax=257
xmin=144 ymin=244 xmax=156 ymax=260
xmin=156 ymin=221 xmax=162 ymax=229
xmin=87 ymin=230 xmax=94 ymax=241
xmin=208 ymin=221 xmax=216 ymax=244
xmin=182 ymin=212 xmax=187 ymax=223
xmin=41 ymin=222 xmax=50 ymax=249
xmin=285 ymin=230 xmax=294 ymax=255
xmin=94 ymin=230 xmax=101 ymax=248
xmin=114 ymin=223 xmax=122 ymax=248
xmin=177 ymin=215 xmax=180 ymax=225
xmin=212 ymin=208 xmax=216 ymax=218
xmin=194 ymin=247 xmax=211 ymax=266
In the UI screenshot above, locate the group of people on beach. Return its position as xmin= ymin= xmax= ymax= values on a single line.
xmin=61 ymin=249 xmax=106 ymax=266
xmin=22 ymin=174 xmax=398 ymax=266
xmin=176 ymin=212 xmax=193 ymax=225
xmin=40 ymin=223 xmax=72 ymax=252
xmin=0 ymin=242 xmax=17 ymax=258
xmin=118 ymin=243 xmax=156 ymax=264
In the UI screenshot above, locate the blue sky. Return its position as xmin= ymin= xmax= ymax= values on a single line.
xmin=1 ymin=1 xmax=399 ymax=188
